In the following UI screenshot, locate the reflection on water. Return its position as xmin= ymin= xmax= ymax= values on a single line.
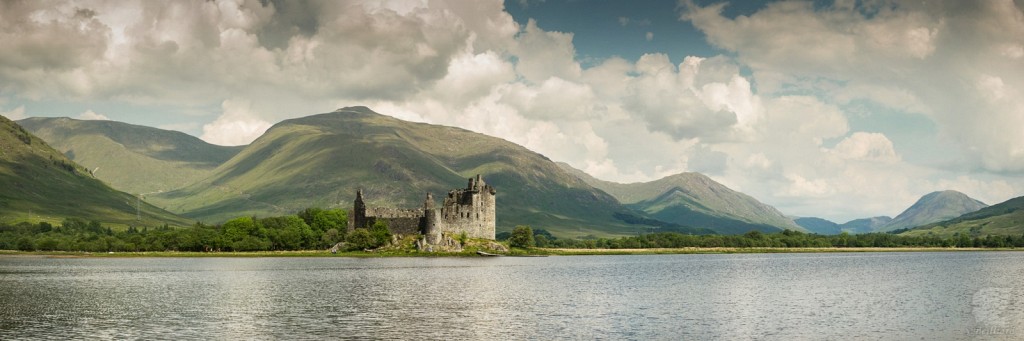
xmin=1 ymin=252 xmax=1023 ymax=339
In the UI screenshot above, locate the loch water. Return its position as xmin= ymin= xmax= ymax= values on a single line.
xmin=2 ymin=252 xmax=1023 ymax=340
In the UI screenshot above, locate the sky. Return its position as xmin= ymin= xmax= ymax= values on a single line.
xmin=1 ymin=0 xmax=1023 ymax=223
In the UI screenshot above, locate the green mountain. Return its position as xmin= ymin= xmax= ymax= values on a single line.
xmin=880 ymin=190 xmax=988 ymax=232
xmin=901 ymin=196 xmax=1024 ymax=237
xmin=149 ymin=107 xmax=645 ymax=237
xmin=0 ymin=115 xmax=191 ymax=227
xmin=18 ymin=117 xmax=242 ymax=195
xmin=558 ymin=162 xmax=804 ymax=234
xmin=794 ymin=217 xmax=840 ymax=234
xmin=840 ymin=216 xmax=893 ymax=234
xmin=794 ymin=216 xmax=896 ymax=234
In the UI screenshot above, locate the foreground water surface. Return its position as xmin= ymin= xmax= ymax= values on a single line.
xmin=1 ymin=252 xmax=1023 ymax=340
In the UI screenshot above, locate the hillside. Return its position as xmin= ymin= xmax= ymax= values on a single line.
xmin=794 ymin=216 xmax=896 ymax=234
xmin=559 ymin=162 xmax=804 ymax=234
xmin=794 ymin=217 xmax=840 ymax=235
xmin=19 ymin=117 xmax=242 ymax=195
xmin=879 ymin=190 xmax=987 ymax=232
xmin=0 ymin=115 xmax=191 ymax=227
xmin=150 ymin=107 xmax=646 ymax=237
xmin=841 ymin=216 xmax=893 ymax=234
xmin=901 ymin=196 xmax=1024 ymax=237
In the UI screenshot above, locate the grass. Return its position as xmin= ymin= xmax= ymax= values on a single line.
xmin=0 ymin=116 xmax=193 ymax=228
xmin=145 ymin=107 xmax=642 ymax=238
xmin=536 ymin=246 xmax=1019 ymax=255
xmin=0 ymin=249 xmax=498 ymax=258
xmin=18 ymin=117 xmax=240 ymax=195
xmin=3 ymin=246 xmax=1018 ymax=258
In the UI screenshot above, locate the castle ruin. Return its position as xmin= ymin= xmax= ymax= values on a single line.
xmin=348 ymin=175 xmax=496 ymax=244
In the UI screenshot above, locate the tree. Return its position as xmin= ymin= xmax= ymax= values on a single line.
xmin=369 ymin=220 xmax=391 ymax=248
xmin=508 ymin=225 xmax=535 ymax=248
xmin=222 ymin=216 xmax=263 ymax=250
xmin=321 ymin=228 xmax=344 ymax=247
xmin=345 ymin=229 xmax=374 ymax=251
xmin=299 ymin=208 xmax=348 ymax=233
xmin=535 ymin=235 xmax=551 ymax=248
xmin=260 ymin=215 xmax=314 ymax=250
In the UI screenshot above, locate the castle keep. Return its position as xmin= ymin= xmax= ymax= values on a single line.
xmin=348 ymin=175 xmax=496 ymax=243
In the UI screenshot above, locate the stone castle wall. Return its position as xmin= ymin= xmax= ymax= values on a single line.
xmin=348 ymin=175 xmax=496 ymax=244
xmin=433 ymin=183 xmax=495 ymax=240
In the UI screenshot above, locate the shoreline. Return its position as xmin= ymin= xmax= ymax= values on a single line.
xmin=1 ymin=246 xmax=1019 ymax=258
xmin=538 ymin=246 xmax=1016 ymax=255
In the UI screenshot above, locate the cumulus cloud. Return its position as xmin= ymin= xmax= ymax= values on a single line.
xmin=200 ymin=99 xmax=271 ymax=146
xmin=829 ymin=132 xmax=900 ymax=162
xmin=681 ymin=0 xmax=1024 ymax=173
xmin=1 ymin=0 xmax=1022 ymax=221
xmin=512 ymin=19 xmax=582 ymax=83
xmin=77 ymin=110 xmax=110 ymax=121
xmin=1 ymin=105 xmax=27 ymax=120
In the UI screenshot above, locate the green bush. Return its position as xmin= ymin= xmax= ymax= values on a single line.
xmin=508 ymin=225 xmax=535 ymax=248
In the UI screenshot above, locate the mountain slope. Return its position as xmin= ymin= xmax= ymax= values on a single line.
xmin=901 ymin=196 xmax=1024 ymax=237
xmin=794 ymin=217 xmax=840 ymax=235
xmin=150 ymin=107 xmax=641 ymax=237
xmin=558 ymin=162 xmax=804 ymax=234
xmin=0 ymin=115 xmax=191 ymax=227
xmin=794 ymin=216 xmax=896 ymax=234
xmin=880 ymin=190 xmax=988 ymax=231
xmin=841 ymin=216 xmax=893 ymax=234
xmin=18 ymin=117 xmax=242 ymax=195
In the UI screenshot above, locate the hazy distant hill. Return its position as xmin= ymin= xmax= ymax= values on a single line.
xmin=0 ymin=115 xmax=191 ymax=227
xmin=19 ymin=117 xmax=242 ymax=195
xmin=794 ymin=216 xmax=895 ymax=234
xmin=880 ymin=190 xmax=987 ymax=232
xmin=794 ymin=217 xmax=840 ymax=234
xmin=841 ymin=216 xmax=894 ymax=234
xmin=559 ymin=162 xmax=804 ymax=234
xmin=901 ymin=196 xmax=1024 ymax=237
xmin=150 ymin=107 xmax=644 ymax=237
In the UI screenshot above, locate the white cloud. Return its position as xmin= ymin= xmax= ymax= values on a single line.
xmin=1 ymin=105 xmax=27 ymax=120
xmin=1 ymin=0 xmax=1023 ymax=222
xmin=77 ymin=110 xmax=110 ymax=121
xmin=829 ymin=132 xmax=900 ymax=162
xmin=512 ymin=19 xmax=582 ymax=83
xmin=682 ymin=0 xmax=1024 ymax=174
xmin=200 ymin=99 xmax=271 ymax=146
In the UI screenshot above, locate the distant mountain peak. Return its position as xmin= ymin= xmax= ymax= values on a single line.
xmin=880 ymin=190 xmax=988 ymax=231
xmin=334 ymin=106 xmax=375 ymax=114
xmin=557 ymin=162 xmax=803 ymax=233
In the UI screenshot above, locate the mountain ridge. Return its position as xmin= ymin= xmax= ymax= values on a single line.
xmin=149 ymin=107 xmax=644 ymax=237
xmin=901 ymin=195 xmax=1024 ymax=237
xmin=880 ymin=190 xmax=987 ymax=232
xmin=18 ymin=117 xmax=242 ymax=195
xmin=557 ymin=162 xmax=804 ymax=234
xmin=0 ymin=114 xmax=191 ymax=227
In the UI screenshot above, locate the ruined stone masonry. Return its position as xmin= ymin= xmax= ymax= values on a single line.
xmin=348 ymin=175 xmax=496 ymax=245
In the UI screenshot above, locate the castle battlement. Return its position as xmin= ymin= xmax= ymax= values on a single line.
xmin=348 ymin=175 xmax=496 ymax=243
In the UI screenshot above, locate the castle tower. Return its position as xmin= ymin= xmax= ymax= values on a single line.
xmin=477 ymin=176 xmax=496 ymax=240
xmin=352 ymin=189 xmax=367 ymax=229
xmin=424 ymin=192 xmax=434 ymax=210
xmin=423 ymin=192 xmax=440 ymax=244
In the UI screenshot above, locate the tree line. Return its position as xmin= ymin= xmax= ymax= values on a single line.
xmin=500 ymin=228 xmax=1024 ymax=249
xmin=0 ymin=208 xmax=389 ymax=252
xmin=4 ymin=215 xmax=1023 ymax=252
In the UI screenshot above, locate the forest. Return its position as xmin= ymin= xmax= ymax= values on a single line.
xmin=3 ymin=210 xmax=1023 ymax=252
